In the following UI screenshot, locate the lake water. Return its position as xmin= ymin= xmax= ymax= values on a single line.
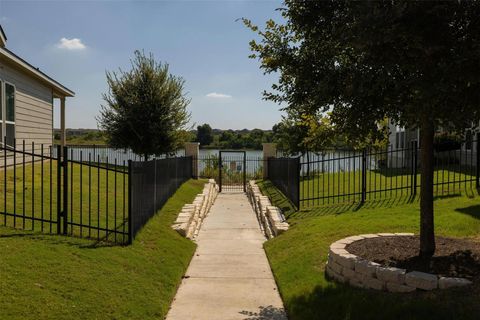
xmin=58 ymin=146 xmax=381 ymax=174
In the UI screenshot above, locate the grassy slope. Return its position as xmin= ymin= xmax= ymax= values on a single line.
xmin=0 ymin=179 xmax=205 ymax=320
xmin=258 ymin=180 xmax=480 ymax=320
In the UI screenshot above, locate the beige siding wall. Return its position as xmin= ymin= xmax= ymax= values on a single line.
xmin=0 ymin=59 xmax=53 ymax=155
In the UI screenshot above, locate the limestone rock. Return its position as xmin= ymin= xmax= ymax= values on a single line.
xmin=405 ymin=271 xmax=438 ymax=290
xmin=438 ymin=277 xmax=472 ymax=289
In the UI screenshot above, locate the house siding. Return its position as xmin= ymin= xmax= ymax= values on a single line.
xmin=0 ymin=59 xmax=53 ymax=153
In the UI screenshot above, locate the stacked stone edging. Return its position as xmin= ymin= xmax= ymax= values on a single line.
xmin=326 ymin=233 xmax=473 ymax=292
xmin=246 ymin=180 xmax=289 ymax=239
xmin=172 ymin=179 xmax=219 ymax=239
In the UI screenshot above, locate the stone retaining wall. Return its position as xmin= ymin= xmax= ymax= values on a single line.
xmin=326 ymin=234 xmax=473 ymax=292
xmin=172 ymin=179 xmax=219 ymax=239
xmin=246 ymin=180 xmax=289 ymax=239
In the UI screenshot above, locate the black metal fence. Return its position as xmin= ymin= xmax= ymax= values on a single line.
xmin=64 ymin=147 xmax=129 ymax=243
xmin=0 ymin=141 xmax=193 ymax=245
xmin=129 ymin=156 xmax=192 ymax=240
xmin=0 ymin=141 xmax=60 ymax=234
xmin=268 ymin=157 xmax=301 ymax=208
xmin=269 ymin=139 xmax=479 ymax=209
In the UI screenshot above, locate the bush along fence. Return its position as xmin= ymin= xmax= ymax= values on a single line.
xmin=0 ymin=140 xmax=193 ymax=245
xmin=268 ymin=138 xmax=480 ymax=209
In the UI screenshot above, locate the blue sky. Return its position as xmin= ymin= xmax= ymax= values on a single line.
xmin=0 ymin=0 xmax=284 ymax=130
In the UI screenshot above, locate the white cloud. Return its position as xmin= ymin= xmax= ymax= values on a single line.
xmin=206 ymin=92 xmax=232 ymax=99
xmin=56 ymin=37 xmax=86 ymax=50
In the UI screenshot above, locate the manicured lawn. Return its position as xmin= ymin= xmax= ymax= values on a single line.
xmin=300 ymin=168 xmax=477 ymax=208
xmin=0 ymin=161 xmax=128 ymax=240
xmin=258 ymin=180 xmax=480 ymax=320
xmin=0 ymin=179 xmax=205 ymax=320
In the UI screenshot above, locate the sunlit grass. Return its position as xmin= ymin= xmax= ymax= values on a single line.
xmin=259 ymin=180 xmax=480 ymax=320
xmin=0 ymin=179 xmax=205 ymax=320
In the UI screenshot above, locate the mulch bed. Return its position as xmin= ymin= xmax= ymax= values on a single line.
xmin=347 ymin=236 xmax=480 ymax=281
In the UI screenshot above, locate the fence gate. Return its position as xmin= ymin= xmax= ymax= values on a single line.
xmin=219 ymin=151 xmax=246 ymax=192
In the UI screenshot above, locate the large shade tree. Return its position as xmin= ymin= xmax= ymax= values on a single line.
xmin=245 ymin=1 xmax=480 ymax=257
xmin=98 ymin=51 xmax=190 ymax=159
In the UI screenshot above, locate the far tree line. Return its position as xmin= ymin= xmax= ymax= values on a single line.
xmin=56 ymin=122 xmax=469 ymax=153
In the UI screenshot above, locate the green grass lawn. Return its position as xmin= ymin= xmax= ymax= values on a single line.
xmin=0 ymin=178 xmax=205 ymax=320
xmin=0 ymin=161 xmax=128 ymax=240
xmin=258 ymin=180 xmax=480 ymax=320
xmin=299 ymin=168 xmax=477 ymax=208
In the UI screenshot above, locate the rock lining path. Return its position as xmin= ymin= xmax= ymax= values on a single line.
xmin=166 ymin=193 xmax=287 ymax=320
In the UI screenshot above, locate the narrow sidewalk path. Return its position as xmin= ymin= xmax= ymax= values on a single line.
xmin=167 ymin=193 xmax=287 ymax=320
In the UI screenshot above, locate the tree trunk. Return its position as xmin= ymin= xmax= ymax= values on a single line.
xmin=419 ymin=116 xmax=435 ymax=257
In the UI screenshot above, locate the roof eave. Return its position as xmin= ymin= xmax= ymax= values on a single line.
xmin=0 ymin=25 xmax=6 ymax=47
xmin=0 ymin=47 xmax=75 ymax=97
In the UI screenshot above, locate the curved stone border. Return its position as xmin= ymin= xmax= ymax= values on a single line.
xmin=326 ymin=234 xmax=473 ymax=292
xmin=172 ymin=179 xmax=219 ymax=239
xmin=246 ymin=180 xmax=289 ymax=239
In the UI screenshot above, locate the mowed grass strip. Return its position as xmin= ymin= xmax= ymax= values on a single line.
xmin=0 ymin=161 xmax=128 ymax=239
xmin=0 ymin=179 xmax=205 ymax=320
xmin=299 ymin=168 xmax=477 ymax=208
xmin=258 ymin=180 xmax=480 ymax=320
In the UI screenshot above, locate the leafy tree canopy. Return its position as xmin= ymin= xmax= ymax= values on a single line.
xmin=244 ymin=1 xmax=480 ymax=138
xmin=245 ymin=0 xmax=480 ymax=256
xmin=196 ymin=123 xmax=214 ymax=146
xmin=273 ymin=111 xmax=335 ymax=156
xmin=98 ymin=50 xmax=190 ymax=158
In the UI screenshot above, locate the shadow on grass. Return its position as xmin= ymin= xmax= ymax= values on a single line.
xmin=455 ymin=205 xmax=480 ymax=220
xmin=286 ymin=280 xmax=479 ymax=320
xmin=0 ymin=227 xmax=118 ymax=249
xmin=257 ymin=180 xmax=298 ymax=217
xmin=288 ymin=195 xmax=417 ymax=219
xmin=259 ymin=179 xmax=479 ymax=220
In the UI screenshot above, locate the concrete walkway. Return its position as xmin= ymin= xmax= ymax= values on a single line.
xmin=167 ymin=193 xmax=287 ymax=320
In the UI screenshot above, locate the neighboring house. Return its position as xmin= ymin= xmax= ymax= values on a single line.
xmin=0 ymin=24 xmax=74 ymax=161
xmin=387 ymin=123 xmax=419 ymax=168
xmin=387 ymin=120 xmax=479 ymax=168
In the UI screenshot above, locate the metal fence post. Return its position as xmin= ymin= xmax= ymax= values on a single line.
xmin=267 ymin=157 xmax=270 ymax=180
xmin=62 ymin=146 xmax=68 ymax=235
xmin=190 ymin=156 xmax=193 ymax=179
xmin=296 ymin=156 xmax=301 ymax=209
xmin=476 ymin=133 xmax=479 ymax=189
xmin=361 ymin=149 xmax=367 ymax=203
xmin=243 ymin=153 xmax=246 ymax=192
xmin=219 ymin=152 xmax=222 ymax=193
xmin=56 ymin=145 xmax=62 ymax=234
xmin=128 ymin=160 xmax=133 ymax=244
xmin=153 ymin=159 xmax=157 ymax=211
xmin=413 ymin=140 xmax=418 ymax=196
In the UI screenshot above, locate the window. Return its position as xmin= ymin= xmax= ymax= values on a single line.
xmin=0 ymin=81 xmax=15 ymax=147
